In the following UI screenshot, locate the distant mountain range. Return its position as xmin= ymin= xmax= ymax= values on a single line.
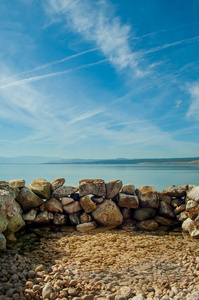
xmin=0 ymin=156 xmax=199 ymax=164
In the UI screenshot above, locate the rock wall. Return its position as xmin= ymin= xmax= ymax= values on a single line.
xmin=0 ymin=178 xmax=199 ymax=251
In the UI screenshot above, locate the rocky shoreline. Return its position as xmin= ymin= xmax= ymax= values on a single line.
xmin=0 ymin=228 xmax=199 ymax=300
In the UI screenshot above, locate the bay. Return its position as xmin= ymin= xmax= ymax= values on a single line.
xmin=0 ymin=163 xmax=199 ymax=191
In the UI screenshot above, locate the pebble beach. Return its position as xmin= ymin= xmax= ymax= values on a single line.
xmin=1 ymin=228 xmax=199 ymax=300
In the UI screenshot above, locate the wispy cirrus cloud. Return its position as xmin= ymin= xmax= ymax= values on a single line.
xmin=187 ymin=83 xmax=199 ymax=120
xmin=0 ymin=58 xmax=107 ymax=89
xmin=45 ymin=0 xmax=141 ymax=75
xmin=0 ymin=47 xmax=98 ymax=83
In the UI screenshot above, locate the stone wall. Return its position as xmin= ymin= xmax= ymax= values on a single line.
xmin=0 ymin=178 xmax=199 ymax=251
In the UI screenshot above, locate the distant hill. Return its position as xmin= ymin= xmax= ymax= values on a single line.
xmin=46 ymin=157 xmax=199 ymax=164
xmin=0 ymin=156 xmax=199 ymax=164
xmin=0 ymin=156 xmax=61 ymax=164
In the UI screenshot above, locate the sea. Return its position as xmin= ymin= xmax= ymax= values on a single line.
xmin=0 ymin=163 xmax=199 ymax=192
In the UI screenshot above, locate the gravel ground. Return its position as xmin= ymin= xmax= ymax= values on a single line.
xmin=0 ymin=227 xmax=199 ymax=300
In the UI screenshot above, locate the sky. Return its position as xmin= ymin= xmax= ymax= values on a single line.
xmin=0 ymin=0 xmax=199 ymax=159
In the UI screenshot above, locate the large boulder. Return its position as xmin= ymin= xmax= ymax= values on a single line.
xmin=136 ymin=186 xmax=159 ymax=208
xmin=133 ymin=208 xmax=156 ymax=221
xmin=29 ymin=178 xmax=51 ymax=199
xmin=51 ymin=177 xmax=65 ymax=191
xmin=0 ymin=233 xmax=6 ymax=251
xmin=0 ymin=190 xmax=19 ymax=219
xmin=42 ymin=198 xmax=63 ymax=213
xmin=7 ymin=213 xmax=25 ymax=232
xmin=162 ymin=185 xmax=188 ymax=197
xmin=91 ymin=199 xmax=123 ymax=227
xmin=186 ymin=186 xmax=199 ymax=203
xmin=159 ymin=201 xmax=175 ymax=219
xmin=7 ymin=179 xmax=25 ymax=188
xmin=16 ymin=187 xmax=44 ymax=211
xmin=52 ymin=186 xmax=79 ymax=198
xmin=0 ymin=215 xmax=8 ymax=233
xmin=79 ymin=179 xmax=106 ymax=197
xmin=60 ymin=197 xmax=74 ymax=206
xmin=0 ymin=181 xmax=19 ymax=198
xmin=118 ymin=193 xmax=139 ymax=209
xmin=80 ymin=196 xmax=97 ymax=213
xmin=121 ymin=184 xmax=135 ymax=195
xmin=137 ymin=219 xmax=159 ymax=231
xmin=106 ymin=180 xmax=122 ymax=199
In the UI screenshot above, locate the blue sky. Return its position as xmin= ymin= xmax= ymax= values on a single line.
xmin=0 ymin=0 xmax=199 ymax=159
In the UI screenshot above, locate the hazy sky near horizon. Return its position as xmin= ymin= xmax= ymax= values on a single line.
xmin=0 ymin=0 xmax=199 ymax=159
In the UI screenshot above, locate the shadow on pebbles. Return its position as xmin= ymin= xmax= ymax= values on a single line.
xmin=0 ymin=227 xmax=199 ymax=300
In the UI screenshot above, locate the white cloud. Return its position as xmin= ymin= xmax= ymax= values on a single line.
xmin=45 ymin=0 xmax=141 ymax=74
xmin=187 ymin=83 xmax=199 ymax=120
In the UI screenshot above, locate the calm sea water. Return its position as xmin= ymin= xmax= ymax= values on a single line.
xmin=0 ymin=163 xmax=199 ymax=192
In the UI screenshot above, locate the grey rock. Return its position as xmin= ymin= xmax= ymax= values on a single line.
xmin=171 ymin=198 xmax=184 ymax=207
xmin=80 ymin=196 xmax=97 ymax=213
xmin=63 ymin=201 xmax=82 ymax=214
xmin=43 ymin=197 xmax=63 ymax=213
xmin=136 ymin=186 xmax=159 ymax=208
xmin=69 ymin=212 xmax=80 ymax=225
xmin=121 ymin=184 xmax=135 ymax=195
xmin=61 ymin=197 xmax=74 ymax=206
xmin=159 ymin=201 xmax=175 ymax=219
xmin=53 ymin=213 xmax=67 ymax=225
xmin=157 ymin=192 xmax=172 ymax=205
xmin=16 ymin=187 xmax=44 ymax=211
xmin=7 ymin=179 xmax=25 ymax=188
xmin=79 ymin=179 xmax=106 ymax=197
xmin=0 ymin=233 xmax=6 ymax=251
xmin=76 ymin=221 xmax=97 ymax=232
xmin=186 ymin=186 xmax=199 ymax=203
xmin=29 ymin=178 xmax=51 ymax=199
xmin=137 ymin=219 xmax=159 ymax=230
xmin=53 ymin=185 xmax=79 ymax=198
xmin=121 ymin=207 xmax=131 ymax=219
xmin=173 ymin=204 xmax=186 ymax=215
xmin=91 ymin=196 xmax=104 ymax=203
xmin=80 ymin=212 xmax=92 ymax=223
xmin=162 ymin=185 xmax=188 ymax=197
xmin=0 ymin=181 xmax=19 ymax=198
xmin=7 ymin=213 xmax=25 ymax=232
xmin=34 ymin=211 xmax=50 ymax=224
xmin=92 ymin=199 xmax=123 ymax=227
xmin=106 ymin=179 xmax=123 ymax=199
xmin=155 ymin=215 xmax=179 ymax=226
xmin=186 ymin=200 xmax=198 ymax=211
xmin=51 ymin=177 xmax=65 ymax=191
xmin=0 ymin=214 xmax=8 ymax=233
xmin=22 ymin=209 xmax=37 ymax=222
xmin=133 ymin=208 xmax=156 ymax=221
xmin=118 ymin=193 xmax=139 ymax=209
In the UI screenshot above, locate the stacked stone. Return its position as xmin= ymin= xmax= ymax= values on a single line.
xmin=181 ymin=185 xmax=199 ymax=237
xmin=0 ymin=180 xmax=25 ymax=251
xmin=1 ymin=177 xmax=199 ymax=251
